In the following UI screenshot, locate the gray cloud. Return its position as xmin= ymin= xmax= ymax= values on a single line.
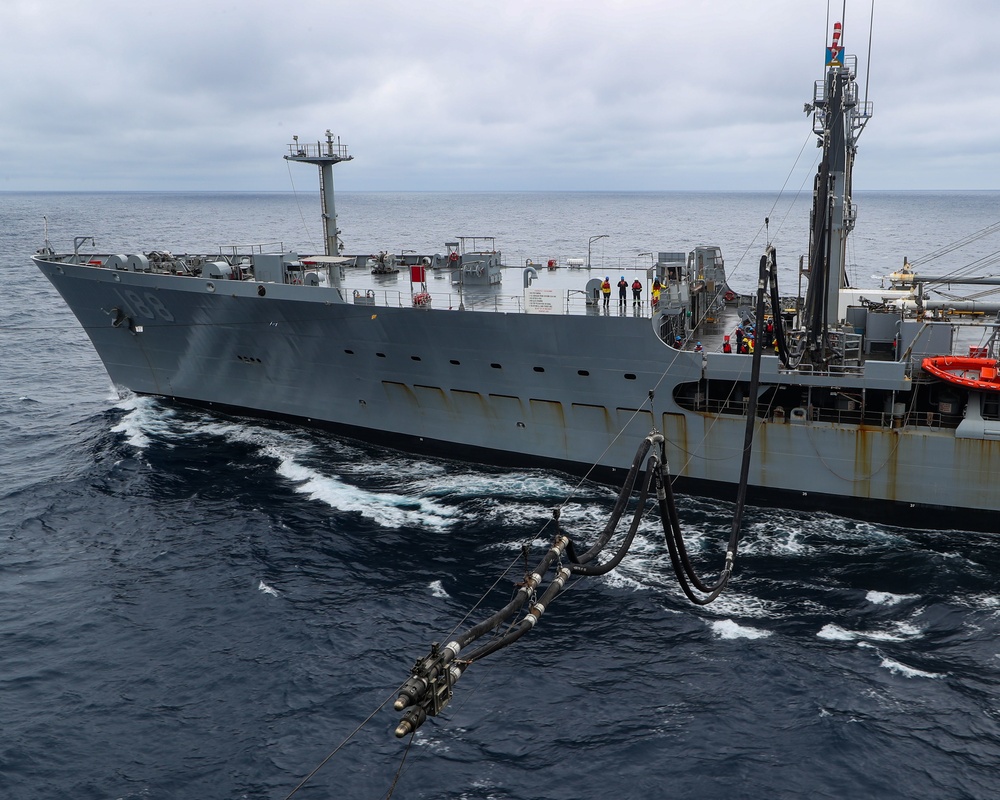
xmin=3 ymin=0 xmax=999 ymax=191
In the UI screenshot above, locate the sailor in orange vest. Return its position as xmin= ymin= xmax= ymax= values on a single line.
xmin=601 ymin=277 xmax=611 ymax=308
xmin=631 ymin=277 xmax=643 ymax=305
xmin=722 ymin=335 xmax=732 ymax=353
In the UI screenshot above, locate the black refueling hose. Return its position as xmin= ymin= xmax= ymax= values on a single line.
xmin=393 ymin=249 xmax=774 ymax=735
xmin=766 ymin=247 xmax=791 ymax=367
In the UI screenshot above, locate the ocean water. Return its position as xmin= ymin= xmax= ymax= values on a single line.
xmin=3 ymin=189 xmax=1000 ymax=799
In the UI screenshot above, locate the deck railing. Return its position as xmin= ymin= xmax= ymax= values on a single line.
xmin=686 ymin=396 xmax=953 ymax=430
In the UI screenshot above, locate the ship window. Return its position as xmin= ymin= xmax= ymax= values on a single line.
xmin=411 ymin=356 xmax=421 ymax=361
xmin=450 ymin=359 xmax=461 ymax=365
xmin=491 ymin=363 xmax=502 ymax=369
xmin=344 ymin=349 xmax=354 ymax=355
xmin=578 ymin=370 xmax=590 ymax=376
xmin=376 ymin=352 xmax=386 ymax=358
xmin=533 ymin=367 xmax=545 ymax=373
xmin=624 ymin=373 xmax=637 ymax=380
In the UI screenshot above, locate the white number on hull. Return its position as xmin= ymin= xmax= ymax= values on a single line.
xmin=114 ymin=289 xmax=175 ymax=322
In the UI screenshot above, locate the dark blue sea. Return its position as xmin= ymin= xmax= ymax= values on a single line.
xmin=3 ymin=189 xmax=1000 ymax=799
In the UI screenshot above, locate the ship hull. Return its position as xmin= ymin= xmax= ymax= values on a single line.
xmin=35 ymin=257 xmax=1000 ymax=531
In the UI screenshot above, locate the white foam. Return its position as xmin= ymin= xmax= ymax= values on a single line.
xmin=817 ymin=621 xmax=922 ymax=643
xmin=702 ymin=592 xmax=779 ymax=620
xmin=172 ymin=416 xmax=460 ymax=530
xmin=429 ymin=580 xmax=449 ymax=598
xmin=879 ymin=658 xmax=944 ymax=679
xmin=414 ymin=469 xmax=581 ymax=501
xmin=274 ymin=454 xmax=456 ymax=529
xmin=710 ymin=619 xmax=772 ymax=640
xmin=738 ymin=523 xmax=813 ymax=556
xmin=110 ymin=394 xmax=171 ymax=449
xmin=258 ymin=580 xmax=279 ymax=597
xmin=818 ymin=623 xmax=857 ymax=641
xmin=866 ymin=590 xmax=918 ymax=606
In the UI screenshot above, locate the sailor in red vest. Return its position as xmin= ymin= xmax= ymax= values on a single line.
xmin=631 ymin=277 xmax=643 ymax=305
xmin=722 ymin=335 xmax=732 ymax=353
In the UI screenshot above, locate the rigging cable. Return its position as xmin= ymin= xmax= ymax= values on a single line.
xmin=281 ymin=685 xmax=405 ymax=800
xmin=285 ymin=158 xmax=321 ymax=254
xmin=909 ymin=220 xmax=1000 ymax=277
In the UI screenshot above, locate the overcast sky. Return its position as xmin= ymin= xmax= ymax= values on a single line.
xmin=3 ymin=0 xmax=998 ymax=192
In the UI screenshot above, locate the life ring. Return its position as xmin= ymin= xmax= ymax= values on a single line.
xmin=448 ymin=252 xmax=459 ymax=263
xmin=724 ymin=290 xmax=736 ymax=302
xmin=413 ymin=292 xmax=431 ymax=306
xmin=547 ymin=259 xmax=557 ymax=269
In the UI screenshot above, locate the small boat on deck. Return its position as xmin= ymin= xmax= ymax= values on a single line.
xmin=922 ymin=356 xmax=1000 ymax=392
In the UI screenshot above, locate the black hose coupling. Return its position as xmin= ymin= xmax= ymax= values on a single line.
xmin=395 ymin=706 xmax=427 ymax=738
xmin=394 ymin=675 xmax=428 ymax=711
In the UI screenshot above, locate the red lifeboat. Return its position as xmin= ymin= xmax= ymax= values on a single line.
xmin=921 ymin=356 xmax=1000 ymax=391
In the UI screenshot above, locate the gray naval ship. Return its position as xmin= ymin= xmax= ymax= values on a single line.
xmin=32 ymin=27 xmax=1000 ymax=532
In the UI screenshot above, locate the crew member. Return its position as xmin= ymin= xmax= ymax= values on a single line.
xmin=631 ymin=277 xmax=643 ymax=305
xmin=722 ymin=335 xmax=732 ymax=353
xmin=617 ymin=275 xmax=628 ymax=308
xmin=601 ymin=277 xmax=611 ymax=308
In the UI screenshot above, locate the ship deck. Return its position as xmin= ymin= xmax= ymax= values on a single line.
xmin=334 ymin=260 xmax=750 ymax=352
